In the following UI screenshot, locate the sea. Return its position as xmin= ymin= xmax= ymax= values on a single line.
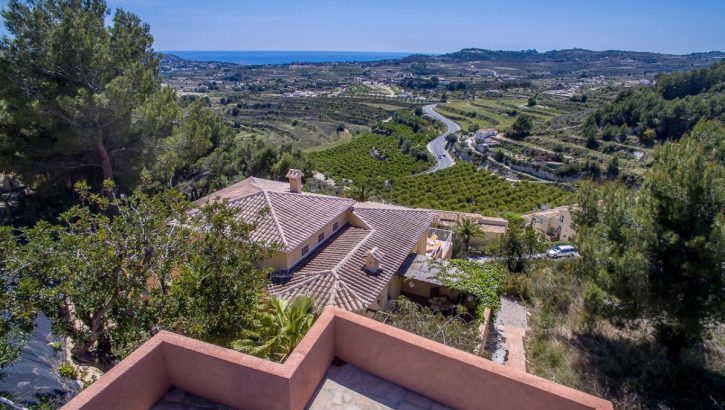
xmin=161 ymin=50 xmax=413 ymax=65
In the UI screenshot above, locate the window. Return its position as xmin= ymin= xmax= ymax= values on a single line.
xmin=333 ymin=222 xmax=339 ymax=231
xmin=318 ymin=233 xmax=325 ymax=243
xmin=301 ymin=245 xmax=309 ymax=256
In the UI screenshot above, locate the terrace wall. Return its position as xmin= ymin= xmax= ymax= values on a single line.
xmin=64 ymin=307 xmax=612 ymax=410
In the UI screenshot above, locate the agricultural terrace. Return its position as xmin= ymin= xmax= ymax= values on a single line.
xmin=438 ymin=96 xmax=563 ymax=132
xmin=308 ymin=112 xmax=437 ymax=181
xmin=382 ymin=163 xmax=573 ymax=215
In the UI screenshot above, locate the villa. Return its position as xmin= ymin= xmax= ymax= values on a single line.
xmin=192 ymin=170 xmax=453 ymax=312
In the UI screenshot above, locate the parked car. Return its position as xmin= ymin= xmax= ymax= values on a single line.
xmin=546 ymin=244 xmax=577 ymax=259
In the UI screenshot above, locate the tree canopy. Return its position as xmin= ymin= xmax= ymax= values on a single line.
xmin=2 ymin=183 xmax=271 ymax=369
xmin=0 ymin=0 xmax=161 ymax=192
xmin=591 ymin=61 xmax=725 ymax=143
xmin=508 ymin=114 xmax=534 ymax=139
xmin=574 ymin=120 xmax=725 ymax=361
xmin=0 ymin=0 xmax=314 ymax=217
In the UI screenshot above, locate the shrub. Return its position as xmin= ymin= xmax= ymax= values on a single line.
xmin=58 ymin=362 xmax=76 ymax=379
xmin=502 ymin=273 xmax=532 ymax=302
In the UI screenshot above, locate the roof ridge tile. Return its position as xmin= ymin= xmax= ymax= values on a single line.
xmin=262 ymin=190 xmax=290 ymax=248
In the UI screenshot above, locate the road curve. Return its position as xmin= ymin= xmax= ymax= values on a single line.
xmin=422 ymin=104 xmax=460 ymax=173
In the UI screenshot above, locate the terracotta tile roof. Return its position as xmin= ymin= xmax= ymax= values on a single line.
xmin=193 ymin=177 xmax=290 ymax=206
xmin=271 ymin=205 xmax=434 ymax=311
xmin=194 ymin=178 xmax=354 ymax=251
xmin=265 ymin=192 xmax=354 ymax=250
xmin=198 ymin=176 xmax=434 ymax=311
xmin=293 ymin=225 xmax=371 ymax=274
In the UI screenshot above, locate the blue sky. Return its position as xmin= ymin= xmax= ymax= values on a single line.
xmin=1 ymin=0 xmax=724 ymax=54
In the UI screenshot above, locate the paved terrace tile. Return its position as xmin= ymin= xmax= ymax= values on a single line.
xmin=306 ymin=364 xmax=453 ymax=410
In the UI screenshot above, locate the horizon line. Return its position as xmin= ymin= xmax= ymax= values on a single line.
xmin=157 ymin=47 xmax=725 ymax=56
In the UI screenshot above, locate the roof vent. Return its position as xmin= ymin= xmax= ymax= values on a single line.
xmin=364 ymin=247 xmax=385 ymax=273
xmin=286 ymin=169 xmax=303 ymax=193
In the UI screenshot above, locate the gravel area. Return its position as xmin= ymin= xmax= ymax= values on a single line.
xmin=496 ymin=296 xmax=528 ymax=329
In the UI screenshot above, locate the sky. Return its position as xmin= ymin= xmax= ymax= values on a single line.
xmin=0 ymin=0 xmax=724 ymax=54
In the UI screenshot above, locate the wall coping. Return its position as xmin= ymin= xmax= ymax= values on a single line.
xmin=63 ymin=307 xmax=612 ymax=410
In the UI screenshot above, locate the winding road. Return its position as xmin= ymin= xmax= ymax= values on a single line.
xmin=422 ymin=104 xmax=460 ymax=173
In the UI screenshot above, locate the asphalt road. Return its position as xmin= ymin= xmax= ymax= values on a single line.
xmin=422 ymin=104 xmax=460 ymax=173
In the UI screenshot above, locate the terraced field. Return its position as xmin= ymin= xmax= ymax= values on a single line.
xmin=382 ymin=163 xmax=572 ymax=215
xmin=309 ymin=133 xmax=433 ymax=182
xmin=438 ymin=97 xmax=563 ymax=132
xmin=439 ymin=92 xmax=653 ymax=183
xmin=212 ymin=96 xmax=415 ymax=148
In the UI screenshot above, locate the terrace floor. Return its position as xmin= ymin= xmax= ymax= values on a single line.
xmin=306 ymin=363 xmax=452 ymax=410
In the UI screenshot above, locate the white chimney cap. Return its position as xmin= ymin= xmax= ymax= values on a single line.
xmin=286 ymin=169 xmax=303 ymax=179
xmin=365 ymin=247 xmax=385 ymax=262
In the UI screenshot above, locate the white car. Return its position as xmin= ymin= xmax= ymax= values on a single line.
xmin=547 ymin=245 xmax=577 ymax=259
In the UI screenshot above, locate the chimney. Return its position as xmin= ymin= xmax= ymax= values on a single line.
xmin=364 ymin=247 xmax=385 ymax=273
xmin=286 ymin=169 xmax=303 ymax=193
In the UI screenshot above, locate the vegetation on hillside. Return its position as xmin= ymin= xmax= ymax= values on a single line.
xmin=309 ymin=134 xmax=431 ymax=181
xmin=519 ymin=120 xmax=725 ymax=409
xmin=591 ymin=61 xmax=725 ymax=144
xmin=575 ymin=120 xmax=725 ymax=362
xmin=0 ymin=0 xmax=311 ymax=221
xmin=524 ymin=259 xmax=724 ymax=409
xmin=2 ymin=183 xmax=271 ymax=370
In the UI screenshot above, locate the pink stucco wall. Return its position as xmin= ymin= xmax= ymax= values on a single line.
xmin=285 ymin=310 xmax=336 ymax=410
xmin=62 ymin=336 xmax=169 ymax=410
xmin=160 ymin=332 xmax=290 ymax=409
xmin=63 ymin=307 xmax=612 ymax=410
xmin=334 ymin=309 xmax=606 ymax=410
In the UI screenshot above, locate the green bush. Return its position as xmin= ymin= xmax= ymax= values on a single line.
xmin=435 ymin=259 xmax=505 ymax=316
xmin=502 ymin=273 xmax=532 ymax=302
xmin=58 ymin=362 xmax=76 ymax=379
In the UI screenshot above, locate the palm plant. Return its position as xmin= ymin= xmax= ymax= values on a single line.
xmin=456 ymin=217 xmax=482 ymax=253
xmin=231 ymin=296 xmax=317 ymax=362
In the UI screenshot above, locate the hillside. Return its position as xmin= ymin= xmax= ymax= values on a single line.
xmin=403 ymin=48 xmax=725 ymax=77
xmin=590 ymin=61 xmax=725 ymax=143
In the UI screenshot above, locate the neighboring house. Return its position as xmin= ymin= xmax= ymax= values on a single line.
xmin=523 ymin=206 xmax=575 ymax=242
xmin=430 ymin=209 xmax=508 ymax=242
xmin=474 ymin=128 xmax=497 ymax=142
xmin=194 ymin=170 xmax=450 ymax=313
